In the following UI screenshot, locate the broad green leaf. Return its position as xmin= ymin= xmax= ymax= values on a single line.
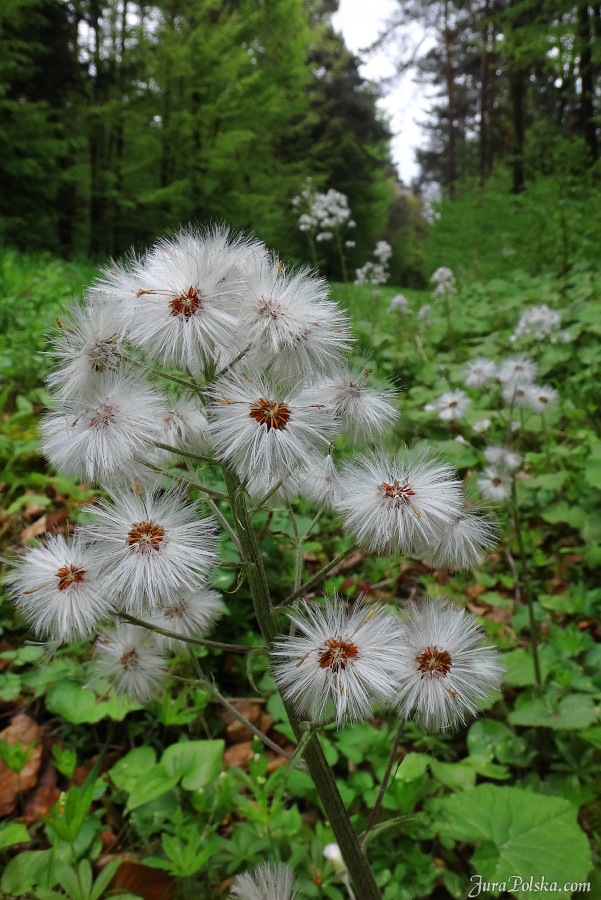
xmin=467 ymin=719 xmax=513 ymax=758
xmin=161 ymin=740 xmax=224 ymax=791
xmin=502 ymin=648 xmax=552 ymax=687
xmin=541 ymin=501 xmax=585 ymax=530
xmin=430 ymin=759 xmax=476 ymax=791
xmin=1 ymin=850 xmax=54 ymax=894
xmin=508 ymin=694 xmax=597 ymax=729
xmin=433 ymin=785 xmax=592 ymax=897
xmin=46 ymin=680 xmax=141 ymax=723
xmin=585 ymin=457 xmax=601 ymax=489
xmin=0 ymin=822 xmax=29 ymax=849
xmin=579 ymin=728 xmax=601 ymax=749
xmin=109 ymin=747 xmax=156 ymax=792
xmin=395 ymin=752 xmax=429 ymax=782
xmin=126 ymin=764 xmax=179 ymax=811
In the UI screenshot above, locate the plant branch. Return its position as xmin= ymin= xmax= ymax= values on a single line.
xmin=361 ymin=721 xmax=404 ymax=847
xmin=117 ymin=611 xmax=260 ymax=654
xmin=139 ymin=459 xmax=227 ymax=500
xmin=510 ymin=480 xmax=543 ymax=693
xmin=275 ymin=544 xmax=359 ymax=608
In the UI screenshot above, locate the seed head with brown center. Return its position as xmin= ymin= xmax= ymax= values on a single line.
xmin=249 ymin=398 xmax=291 ymax=430
xmin=169 ymin=286 xmax=202 ymax=318
xmin=127 ymin=520 xmax=165 ymax=554
xmin=55 ymin=564 xmax=86 ymax=591
xmin=318 ymin=636 xmax=358 ymax=674
xmin=416 ymin=645 xmax=452 ymax=677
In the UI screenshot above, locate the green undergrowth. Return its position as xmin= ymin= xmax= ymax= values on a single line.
xmin=0 ymin=246 xmax=600 ymax=899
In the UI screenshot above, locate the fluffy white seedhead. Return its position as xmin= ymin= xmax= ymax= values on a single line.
xmin=157 ymin=395 xmax=211 ymax=463
xmin=231 ymin=862 xmax=298 ymax=900
xmin=428 ymin=389 xmax=471 ymax=421
xmin=428 ymin=511 xmax=498 ymax=570
xmin=524 ymin=384 xmax=559 ymax=413
xmin=395 ymin=598 xmax=503 ymax=732
xmin=239 ymin=253 xmax=353 ymax=378
xmin=207 ymin=370 xmax=337 ymax=485
xmin=335 ymin=448 xmax=466 ymax=556
xmin=472 ymin=418 xmax=492 ymax=433
xmin=81 ymin=484 xmax=218 ymax=613
xmin=98 ymin=225 xmax=261 ymax=375
xmin=497 ymin=354 xmax=537 ymax=387
xmin=501 ymin=382 xmax=530 ymax=407
xmin=40 ymin=370 xmax=168 ymax=485
xmin=464 ymin=356 xmax=497 ymax=389
xmin=511 ymin=304 xmax=561 ymax=341
xmin=8 ymin=532 xmax=110 ymax=642
xmin=484 ymin=445 xmax=522 ymax=471
xmin=295 ymin=451 xmax=342 ymax=509
xmin=144 ymin=587 xmax=224 ymax=653
xmin=46 ymin=296 xmax=124 ymax=398
xmin=318 ymin=367 xmax=399 ymax=442
xmin=430 ymin=266 xmax=454 ymax=285
xmin=271 ymin=597 xmax=403 ymax=726
xmin=93 ymin=623 xmax=166 ymax=703
xmin=477 ymin=465 xmax=511 ymax=501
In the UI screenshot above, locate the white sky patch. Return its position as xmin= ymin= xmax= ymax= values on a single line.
xmin=331 ymin=0 xmax=433 ymax=184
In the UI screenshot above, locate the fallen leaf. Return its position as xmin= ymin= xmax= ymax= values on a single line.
xmin=108 ymin=859 xmax=174 ymax=900
xmin=464 ymin=583 xmax=487 ymax=599
xmin=223 ymin=741 xmax=254 ymax=768
xmin=20 ymin=516 xmax=47 ymax=543
xmin=72 ymin=751 xmax=121 ymax=786
xmin=45 ymin=508 xmax=70 ymax=530
xmin=0 ymin=639 xmax=14 ymax=673
xmin=0 ymin=713 xmax=42 ymax=816
xmin=23 ymin=763 xmax=60 ymax=822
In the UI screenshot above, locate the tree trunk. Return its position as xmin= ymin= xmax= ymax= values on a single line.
xmin=578 ymin=1 xmax=598 ymax=162
xmin=444 ymin=0 xmax=456 ymax=191
xmin=479 ymin=1 xmax=490 ymax=181
xmin=510 ymin=68 xmax=525 ymax=193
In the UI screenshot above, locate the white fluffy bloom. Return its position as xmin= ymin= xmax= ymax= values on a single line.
xmin=93 ymin=623 xmax=167 ymax=703
xmin=231 ymin=863 xmax=298 ymax=900
xmin=46 ymin=296 xmax=124 ymax=398
xmin=524 ymin=384 xmax=559 ymax=413
xmin=40 ymin=370 xmax=168 ymax=485
xmin=8 ymin=532 xmax=110 ymax=642
xmin=477 ymin=466 xmax=511 ymax=500
xmin=497 ymin=355 xmax=537 ymax=386
xmin=318 ymin=367 xmax=399 ymax=441
xmin=345 ymin=240 xmax=356 ymax=248
xmin=207 ymin=370 xmax=336 ymax=484
xmin=501 ymin=382 xmax=530 ymax=407
xmin=472 ymin=418 xmax=491 ymax=433
xmin=294 ymin=451 xmax=342 ymax=509
xmin=99 ymin=225 xmax=260 ymax=375
xmin=316 ymin=231 xmax=333 ymax=242
xmin=374 ymin=241 xmax=392 ymax=263
xmin=429 ymin=389 xmax=471 ymax=421
xmin=157 ymin=395 xmax=211 ymax=462
xmin=484 ymin=445 xmax=522 ymax=471
xmin=144 ymin=588 xmax=224 ymax=653
xmin=271 ymin=598 xmax=403 ymax=726
xmin=395 ymin=598 xmax=504 ymax=732
xmin=237 ymin=254 xmax=352 ymax=378
xmin=428 ymin=511 xmax=498 ymax=570
xmin=430 ymin=266 xmax=454 ymax=285
xmin=511 ymin=304 xmax=561 ymax=341
xmin=388 ymin=294 xmax=410 ymax=313
xmin=464 ymin=357 xmax=497 ymax=388
xmin=335 ymin=448 xmax=466 ymax=556
xmin=417 ymin=304 xmax=432 ymax=322
xmin=81 ymin=484 xmax=218 ymax=613
xmin=551 ymin=330 xmax=572 ymax=344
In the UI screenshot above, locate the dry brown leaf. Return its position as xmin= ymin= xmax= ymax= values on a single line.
xmin=464 ymin=583 xmax=487 ymax=599
xmin=223 ymin=741 xmax=254 ymax=768
xmin=0 ymin=713 xmax=42 ymax=817
xmin=23 ymin=763 xmax=60 ymax=822
xmin=20 ymin=515 xmax=47 ymax=543
xmin=108 ymin=860 xmax=174 ymax=900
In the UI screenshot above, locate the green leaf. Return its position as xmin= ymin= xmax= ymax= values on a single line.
xmin=584 ymin=457 xmax=601 ymax=489
xmin=1 ymin=850 xmax=54 ymax=894
xmin=109 ymin=747 xmax=156 ymax=792
xmin=430 ymin=759 xmax=476 ymax=791
xmin=467 ymin=719 xmax=513 ymax=759
xmin=502 ymin=648 xmax=552 ymax=687
xmin=126 ymin=764 xmax=179 ymax=811
xmin=0 ymin=822 xmax=29 ymax=849
xmin=579 ymin=728 xmax=601 ymax=749
xmin=46 ymin=680 xmax=141 ymax=723
xmin=508 ymin=694 xmax=597 ymax=729
xmin=541 ymin=501 xmax=585 ymax=529
xmin=433 ymin=785 xmax=592 ymax=896
xmin=395 ymin=752 xmax=429 ymax=782
xmin=161 ymin=740 xmax=224 ymax=791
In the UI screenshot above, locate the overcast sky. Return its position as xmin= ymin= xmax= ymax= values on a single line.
xmin=331 ymin=0 xmax=432 ymax=184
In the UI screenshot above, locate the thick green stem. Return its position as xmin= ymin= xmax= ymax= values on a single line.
xmin=510 ymin=480 xmax=543 ymax=693
xmin=222 ymin=465 xmax=382 ymax=899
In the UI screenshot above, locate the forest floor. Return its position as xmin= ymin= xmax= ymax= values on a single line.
xmin=0 ymin=248 xmax=600 ymax=899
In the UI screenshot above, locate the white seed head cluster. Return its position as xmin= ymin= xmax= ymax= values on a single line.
xmin=510 ymin=304 xmax=561 ymax=342
xmin=426 ymin=389 xmax=471 ymax=421
xmin=231 ymin=862 xmax=298 ymax=900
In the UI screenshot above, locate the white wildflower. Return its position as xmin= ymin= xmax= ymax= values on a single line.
xmin=335 ymin=448 xmax=466 ymax=556
xmin=8 ymin=532 xmax=109 ymax=642
xmin=238 ymin=254 xmax=352 ymax=378
xmin=524 ymin=384 xmax=559 ymax=413
xmin=497 ymin=354 xmax=537 ymax=386
xmin=316 ymin=231 xmax=333 ymax=242
xmin=40 ymin=370 xmax=168 ymax=485
xmin=477 ymin=465 xmax=511 ymax=501
xmin=464 ymin=357 xmax=497 ymax=388
xmin=484 ymin=445 xmax=522 ymax=471
xmin=93 ymin=623 xmax=167 ymax=703
xmin=395 ymin=597 xmax=504 ymax=732
xmin=472 ymin=419 xmax=491 ymax=433
xmin=345 ymin=240 xmax=356 ymax=248
xmin=429 ymin=389 xmax=471 ymax=421
xmin=99 ymin=225 xmax=260 ymax=375
xmin=271 ymin=597 xmax=403 ymax=726
xmin=501 ymin=382 xmax=530 ymax=407
xmin=46 ymin=296 xmax=124 ymax=398
xmin=417 ymin=304 xmax=432 ymax=322
xmin=231 ymin=862 xmax=298 ymax=900
xmin=207 ymin=370 xmax=336 ymax=485
xmin=511 ymin=304 xmax=561 ymax=341
xmin=388 ymin=294 xmax=411 ymax=313
xmin=144 ymin=588 xmax=224 ymax=653
xmin=430 ymin=266 xmax=454 ymax=285
xmin=81 ymin=484 xmax=218 ymax=613
xmin=318 ymin=367 xmax=399 ymax=442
